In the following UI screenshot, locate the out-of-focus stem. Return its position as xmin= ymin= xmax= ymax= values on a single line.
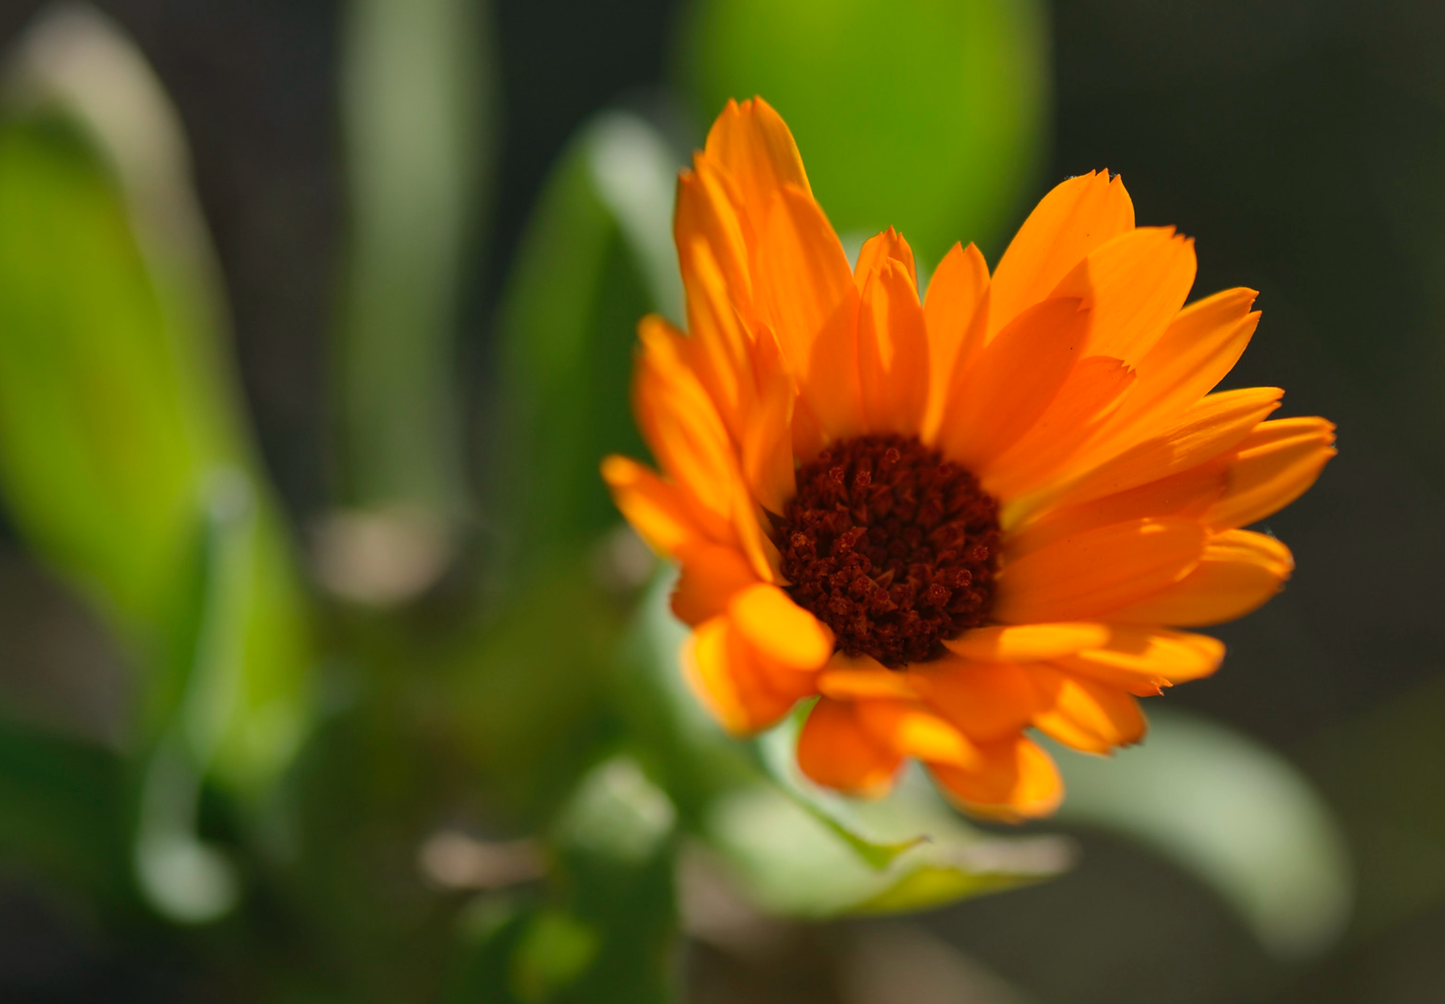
xmin=337 ymin=0 xmax=495 ymax=523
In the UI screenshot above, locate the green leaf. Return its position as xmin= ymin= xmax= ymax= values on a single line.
xmin=485 ymin=112 xmax=682 ymax=577
xmin=0 ymin=10 xmax=313 ymax=799
xmin=701 ymin=765 xmax=1072 ymax=918
xmin=444 ymin=759 xmax=681 ymax=1004
xmin=680 ymin=0 xmax=1050 ymax=264
xmin=0 ymin=717 xmax=131 ymax=908
xmin=627 ymin=572 xmax=1070 ymax=919
xmin=337 ymin=0 xmax=498 ymax=519
xmin=546 ymin=757 xmax=681 ymax=1003
xmin=1051 ymin=707 xmax=1353 ymax=958
xmin=756 ymin=706 xmax=926 ymax=869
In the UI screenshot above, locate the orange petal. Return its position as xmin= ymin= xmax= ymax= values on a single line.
xmin=988 ymin=171 xmax=1134 ymax=336
xmin=993 ymin=518 xmax=1206 ymax=623
xmin=854 ymin=699 xmax=980 ymax=769
xmin=675 ymin=158 xmax=754 ymax=318
xmin=936 ymin=297 xmax=1091 ymax=471
xmin=671 ymin=541 xmax=759 ymax=625
xmin=679 ymin=237 xmax=757 ymax=441
xmin=685 ymin=616 xmax=812 ymax=735
xmin=704 ymin=97 xmax=812 ymax=225
xmin=1108 ymin=529 xmax=1294 ymax=626
xmin=728 ymin=583 xmax=834 ymax=670
xmin=930 ymin=736 xmax=1063 ymax=821
xmin=922 ymin=242 xmax=990 ymax=441
xmin=1006 ymin=459 xmax=1227 ymax=556
xmin=757 ymin=185 xmax=862 ymax=440
xmin=740 ymin=326 xmax=797 ymax=514
xmin=1206 ymin=417 xmax=1337 ymax=529
xmin=1084 ymin=288 xmax=1259 ymax=464
xmin=857 ymin=258 xmax=930 ymax=435
xmin=1055 ymin=627 xmax=1224 ymax=695
xmin=944 ymin=622 xmax=1111 ymax=662
xmin=633 ymin=315 xmax=741 ymax=532
xmin=797 ymin=697 xmax=903 ymax=796
xmin=601 ymin=455 xmax=709 ymax=556
xmin=1026 ymin=665 xmax=1147 ymax=754
xmin=983 ymin=355 xmax=1137 ymax=499
xmin=909 ymin=657 xmax=1039 ymax=742
xmin=1051 ymin=227 xmax=1197 ymax=363
xmin=1024 ymin=386 xmax=1284 ymax=519
xmin=817 ymin=654 xmax=921 ymax=701
xmin=854 ymin=226 xmax=918 ymax=289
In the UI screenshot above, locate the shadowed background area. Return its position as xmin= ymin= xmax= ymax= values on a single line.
xmin=0 ymin=0 xmax=1440 ymax=1002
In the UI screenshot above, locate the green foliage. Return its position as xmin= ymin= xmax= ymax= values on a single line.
xmin=0 ymin=113 xmax=312 ymax=800
xmin=1052 ymin=708 xmax=1352 ymax=958
xmin=681 ymin=0 xmax=1050 ymax=263
xmin=0 ymin=718 xmax=131 ymax=908
xmin=338 ymin=0 xmax=497 ymax=517
xmin=0 ymin=2 xmax=1366 ymax=1001
xmin=485 ymin=113 xmax=680 ymax=576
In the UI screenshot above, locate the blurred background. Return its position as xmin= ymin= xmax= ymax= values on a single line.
xmin=0 ymin=0 xmax=1440 ymax=1001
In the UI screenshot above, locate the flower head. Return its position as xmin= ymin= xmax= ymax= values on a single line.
xmin=603 ymin=97 xmax=1335 ymax=820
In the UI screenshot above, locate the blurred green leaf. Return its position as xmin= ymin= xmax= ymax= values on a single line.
xmin=700 ymin=767 xmax=1071 ymax=918
xmin=680 ymin=0 xmax=1050 ymax=263
xmin=1051 ymin=707 xmax=1353 ymax=958
xmin=0 ymin=9 xmax=313 ymax=799
xmin=338 ymin=0 xmax=497 ymax=520
xmin=0 ymin=716 xmax=131 ymax=908
xmin=485 ymin=112 xmax=681 ymax=577
xmin=510 ymin=907 xmax=602 ymax=1001
xmin=544 ymin=756 xmax=680 ymax=1003
xmin=446 ymin=759 xmax=681 ymax=1004
xmin=625 ymin=572 xmax=1070 ymax=919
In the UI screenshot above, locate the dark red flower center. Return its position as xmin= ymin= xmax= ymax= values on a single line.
xmin=772 ymin=434 xmax=1000 ymax=668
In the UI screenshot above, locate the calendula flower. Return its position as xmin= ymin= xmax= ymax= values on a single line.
xmin=603 ymin=97 xmax=1335 ymax=820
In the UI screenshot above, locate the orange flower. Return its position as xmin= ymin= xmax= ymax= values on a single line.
xmin=602 ymin=97 xmax=1335 ymax=820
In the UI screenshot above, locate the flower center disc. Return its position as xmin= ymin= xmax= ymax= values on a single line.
xmin=773 ymin=434 xmax=1001 ymax=668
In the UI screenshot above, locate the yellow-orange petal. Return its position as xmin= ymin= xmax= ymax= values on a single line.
xmin=686 ymin=615 xmax=812 ymax=735
xmin=797 ymin=697 xmax=903 ymax=795
xmin=679 ymin=240 xmax=767 ymax=476
xmin=685 ymin=616 xmax=753 ymax=733
xmin=853 ymin=699 xmax=980 ymax=769
xmin=909 ymin=658 xmax=1039 ymax=742
xmin=675 ymin=157 xmax=754 ymax=317
xmin=1025 ymin=386 xmax=1284 ymax=519
xmin=1108 ymin=529 xmax=1294 ymax=626
xmin=704 ymin=97 xmax=813 ymax=225
xmin=930 ymin=736 xmax=1063 ymax=821
xmin=739 ymin=326 xmax=797 ymax=514
xmin=993 ymin=518 xmax=1206 ymax=623
xmin=1206 ymin=417 xmax=1337 ymax=529
xmin=937 ymin=297 xmax=1091 ymax=471
xmin=817 ymin=656 xmax=921 ymax=701
xmin=1054 ymin=627 xmax=1224 ymax=695
xmin=854 ymin=226 xmax=917 ymax=289
xmin=671 ymin=541 xmax=759 ymax=625
xmin=757 ymin=185 xmax=862 ymax=440
xmin=1051 ymin=227 xmax=1197 ymax=363
xmin=1026 ymin=665 xmax=1147 ymax=754
xmin=728 ymin=583 xmax=834 ymax=670
xmin=921 ymin=241 xmax=990 ymax=441
xmin=633 ymin=315 xmax=742 ymax=529
xmin=943 ymin=622 xmax=1111 ymax=662
xmin=982 ymin=355 xmax=1136 ymax=499
xmin=1006 ymin=459 xmax=1227 ymax=556
xmin=601 ymin=455 xmax=707 ymax=556
xmin=1088 ymin=288 xmax=1258 ymax=458
xmin=857 ymin=258 xmax=930 ymax=435
xmin=988 ymin=170 xmax=1134 ymax=335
